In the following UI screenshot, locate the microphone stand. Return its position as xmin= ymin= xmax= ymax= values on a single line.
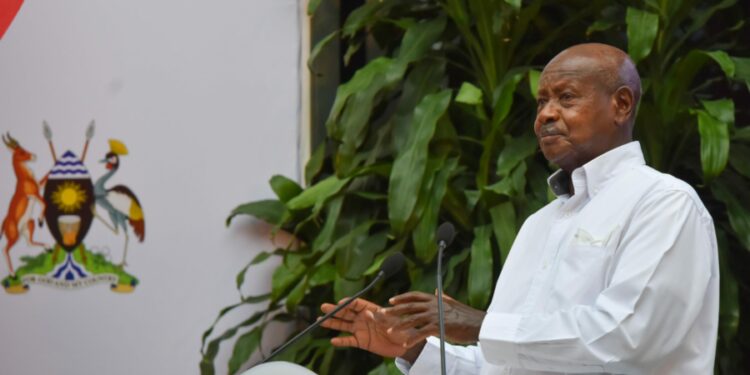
xmin=436 ymin=240 xmax=447 ymax=375
xmin=261 ymin=269 xmax=387 ymax=364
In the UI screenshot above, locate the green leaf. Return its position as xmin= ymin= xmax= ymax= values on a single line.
xmin=586 ymin=20 xmax=616 ymax=36
xmin=704 ymin=50 xmax=735 ymax=78
xmin=270 ymin=175 xmax=303 ymax=203
xmin=413 ymin=158 xmax=458 ymax=262
xmin=695 ymin=109 xmax=730 ymax=182
xmin=201 ymin=310 xmax=267 ymax=375
xmin=717 ymin=231 xmax=739 ymax=344
xmin=395 ymin=17 xmax=446 ymax=64
xmin=271 ymin=260 xmax=305 ymax=301
xmin=485 ymin=161 xmax=527 ymax=197
xmin=335 ymin=224 xmax=386 ymax=279
xmin=309 ymin=264 xmax=336 ymax=287
xmin=286 ymin=277 xmax=308 ymax=312
xmin=305 ymin=142 xmax=326 ymax=186
xmin=455 ymin=82 xmax=483 ymax=105
xmin=287 ymin=175 xmax=351 ymax=211
xmin=528 ymin=69 xmax=540 ymax=99
xmin=236 ymin=251 xmax=277 ymax=292
xmin=496 ymin=134 xmax=538 ymax=177
xmin=702 ymin=98 xmax=735 ymax=125
xmin=389 ymin=90 xmax=452 ymax=234
xmin=311 ymin=195 xmax=344 ymax=252
xmin=444 ymin=247 xmax=470 ymax=288
xmin=467 ymin=225 xmax=493 ymax=308
xmin=712 ymin=180 xmax=750 ymax=251
xmin=308 ymin=31 xmax=338 ymax=70
xmin=307 ymin=0 xmax=322 ymax=15
xmin=729 ymin=143 xmax=750 ymax=179
xmin=626 ymin=7 xmax=659 ymax=64
xmin=733 ymin=56 xmax=750 ymax=91
xmin=334 ymin=274 xmax=365 ymax=302
xmin=489 ymin=202 xmax=517 ymax=265
xmin=227 ymin=200 xmax=286 ymax=226
xmin=504 ymin=0 xmax=521 ymax=10
xmin=228 ymin=326 xmax=263 ymax=375
xmin=491 ymin=72 xmax=524 ymax=128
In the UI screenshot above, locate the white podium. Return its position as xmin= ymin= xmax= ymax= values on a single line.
xmin=240 ymin=361 xmax=318 ymax=375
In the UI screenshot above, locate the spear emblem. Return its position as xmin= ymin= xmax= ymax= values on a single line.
xmin=81 ymin=120 xmax=95 ymax=162
xmin=42 ymin=120 xmax=57 ymax=163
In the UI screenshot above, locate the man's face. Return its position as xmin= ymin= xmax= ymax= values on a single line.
xmin=534 ymin=58 xmax=617 ymax=172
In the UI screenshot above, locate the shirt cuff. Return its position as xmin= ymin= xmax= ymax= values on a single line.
xmin=396 ymin=337 xmax=442 ymax=374
xmin=478 ymin=312 xmax=523 ymax=366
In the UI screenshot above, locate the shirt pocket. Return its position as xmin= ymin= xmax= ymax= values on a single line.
xmin=548 ymin=226 xmax=621 ymax=307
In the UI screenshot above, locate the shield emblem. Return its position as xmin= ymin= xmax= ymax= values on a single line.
xmin=43 ymin=151 xmax=94 ymax=252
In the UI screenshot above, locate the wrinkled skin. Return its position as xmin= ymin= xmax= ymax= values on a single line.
xmin=319 ymin=43 xmax=639 ymax=363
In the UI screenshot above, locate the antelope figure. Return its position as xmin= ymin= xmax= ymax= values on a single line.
xmin=1 ymin=133 xmax=47 ymax=277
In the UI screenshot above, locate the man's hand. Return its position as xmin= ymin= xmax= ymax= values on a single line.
xmin=380 ymin=291 xmax=486 ymax=347
xmin=319 ymin=298 xmax=418 ymax=358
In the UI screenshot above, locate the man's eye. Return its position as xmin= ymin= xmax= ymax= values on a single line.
xmin=537 ymin=99 xmax=548 ymax=107
xmin=560 ymin=93 xmax=575 ymax=101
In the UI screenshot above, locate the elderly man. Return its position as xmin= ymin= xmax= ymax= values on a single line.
xmin=320 ymin=43 xmax=718 ymax=374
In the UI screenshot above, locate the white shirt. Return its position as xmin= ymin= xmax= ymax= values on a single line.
xmin=397 ymin=142 xmax=719 ymax=374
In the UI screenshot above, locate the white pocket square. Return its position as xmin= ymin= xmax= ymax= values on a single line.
xmin=573 ymin=226 xmax=619 ymax=247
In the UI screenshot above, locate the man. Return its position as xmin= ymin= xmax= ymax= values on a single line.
xmin=320 ymin=43 xmax=719 ymax=374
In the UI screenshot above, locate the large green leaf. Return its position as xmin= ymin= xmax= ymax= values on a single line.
xmin=228 ymin=326 xmax=263 ymax=374
xmin=388 ymin=90 xmax=452 ymax=234
xmin=496 ymin=134 xmax=538 ymax=177
xmin=713 ymin=180 xmax=750 ymax=252
xmin=413 ymin=158 xmax=458 ymax=262
xmin=468 ymin=225 xmax=493 ymax=308
xmin=489 ymin=202 xmax=517 ymax=265
xmin=455 ymin=82 xmax=483 ymax=105
xmin=694 ymin=101 xmax=734 ymax=182
xmin=626 ymin=7 xmax=658 ymax=64
xmin=226 ymin=200 xmax=286 ymax=226
xmin=270 ymin=175 xmax=303 ymax=203
xmin=733 ymin=56 xmax=750 ymax=90
xmin=286 ymin=175 xmax=351 ymax=211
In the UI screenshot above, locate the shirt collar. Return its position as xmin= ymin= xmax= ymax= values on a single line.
xmin=547 ymin=141 xmax=645 ymax=198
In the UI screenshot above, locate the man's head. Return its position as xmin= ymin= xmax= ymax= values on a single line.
xmin=534 ymin=43 xmax=641 ymax=172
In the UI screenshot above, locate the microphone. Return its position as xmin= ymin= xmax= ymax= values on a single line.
xmin=436 ymin=222 xmax=455 ymax=375
xmin=260 ymin=252 xmax=406 ymax=364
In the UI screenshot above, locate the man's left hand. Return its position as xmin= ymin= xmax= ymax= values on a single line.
xmin=379 ymin=291 xmax=486 ymax=347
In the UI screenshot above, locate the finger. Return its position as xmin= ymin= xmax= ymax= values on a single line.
xmin=320 ymin=303 xmax=358 ymax=321
xmin=381 ymin=302 xmax=430 ymax=316
xmin=389 ymin=291 xmax=433 ymax=305
xmin=331 ymin=335 xmax=360 ymax=348
xmin=319 ymin=318 xmax=354 ymax=333
xmin=432 ymin=289 xmax=458 ymax=304
xmin=389 ymin=312 xmax=433 ymax=331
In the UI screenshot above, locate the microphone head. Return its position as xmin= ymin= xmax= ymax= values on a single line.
xmin=379 ymin=252 xmax=406 ymax=279
xmin=436 ymin=222 xmax=456 ymax=247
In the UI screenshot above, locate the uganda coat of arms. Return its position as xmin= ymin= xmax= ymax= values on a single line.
xmin=1 ymin=122 xmax=145 ymax=294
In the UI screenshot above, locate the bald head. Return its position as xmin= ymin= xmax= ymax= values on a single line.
xmin=544 ymin=43 xmax=641 ymax=127
xmin=534 ymin=43 xmax=642 ymax=172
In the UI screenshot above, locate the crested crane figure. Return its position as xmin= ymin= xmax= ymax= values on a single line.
xmin=93 ymin=140 xmax=144 ymax=267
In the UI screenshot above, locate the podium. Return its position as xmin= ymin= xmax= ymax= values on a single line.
xmin=240 ymin=361 xmax=317 ymax=375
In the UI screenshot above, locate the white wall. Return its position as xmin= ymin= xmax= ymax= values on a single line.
xmin=0 ymin=1 xmax=301 ymax=374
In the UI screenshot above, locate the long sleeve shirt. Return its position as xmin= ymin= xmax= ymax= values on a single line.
xmin=397 ymin=142 xmax=719 ymax=374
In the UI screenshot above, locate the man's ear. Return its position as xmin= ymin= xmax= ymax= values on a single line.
xmin=612 ymin=86 xmax=635 ymax=127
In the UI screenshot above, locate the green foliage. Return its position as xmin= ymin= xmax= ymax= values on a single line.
xmin=202 ymin=1 xmax=750 ymax=374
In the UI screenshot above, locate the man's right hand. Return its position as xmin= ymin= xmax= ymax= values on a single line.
xmin=319 ymin=298 xmax=422 ymax=359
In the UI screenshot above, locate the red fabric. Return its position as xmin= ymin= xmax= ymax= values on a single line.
xmin=0 ymin=0 xmax=23 ymax=40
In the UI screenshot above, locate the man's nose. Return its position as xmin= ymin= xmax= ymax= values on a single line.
xmin=537 ymin=102 xmax=559 ymax=125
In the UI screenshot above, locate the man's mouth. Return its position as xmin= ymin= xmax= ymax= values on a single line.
xmin=539 ymin=125 xmax=562 ymax=138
